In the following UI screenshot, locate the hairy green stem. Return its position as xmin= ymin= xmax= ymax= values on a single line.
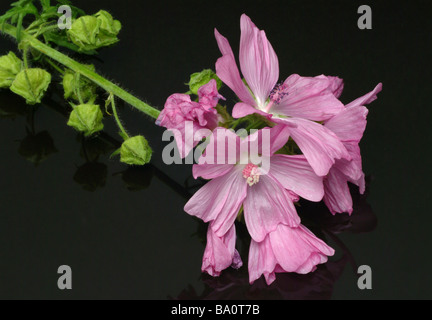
xmin=109 ymin=93 xmax=130 ymax=139
xmin=0 ymin=23 xmax=161 ymax=119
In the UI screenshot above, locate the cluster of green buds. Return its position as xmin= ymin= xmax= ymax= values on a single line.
xmin=0 ymin=51 xmax=52 ymax=105
xmin=0 ymin=2 xmax=152 ymax=168
xmin=67 ymin=10 xmax=122 ymax=52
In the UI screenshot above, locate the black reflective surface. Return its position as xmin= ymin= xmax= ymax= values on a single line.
xmin=0 ymin=0 xmax=431 ymax=299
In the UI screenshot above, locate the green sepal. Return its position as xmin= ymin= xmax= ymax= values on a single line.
xmin=120 ymin=135 xmax=152 ymax=166
xmin=0 ymin=51 xmax=22 ymax=88
xmin=188 ymin=69 xmax=222 ymax=95
xmin=67 ymin=104 xmax=104 ymax=136
xmin=10 ymin=68 xmax=51 ymax=105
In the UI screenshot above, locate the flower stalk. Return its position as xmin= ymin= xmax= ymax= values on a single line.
xmin=0 ymin=22 xmax=161 ymax=119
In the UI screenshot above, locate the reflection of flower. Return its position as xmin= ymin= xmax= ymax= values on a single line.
xmin=156 ymin=79 xmax=224 ymax=158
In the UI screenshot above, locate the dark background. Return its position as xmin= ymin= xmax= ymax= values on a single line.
xmin=0 ymin=0 xmax=431 ymax=299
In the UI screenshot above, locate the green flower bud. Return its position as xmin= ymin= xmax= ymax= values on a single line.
xmin=10 ymin=68 xmax=51 ymax=105
xmin=67 ymin=104 xmax=104 ymax=136
xmin=67 ymin=11 xmax=121 ymax=52
xmin=67 ymin=16 xmax=101 ymax=51
xmin=0 ymin=52 xmax=22 ymax=88
xmin=120 ymin=135 xmax=152 ymax=166
xmin=95 ymin=10 xmax=122 ymax=36
xmin=62 ymin=66 xmax=97 ymax=102
xmin=188 ymin=69 xmax=222 ymax=95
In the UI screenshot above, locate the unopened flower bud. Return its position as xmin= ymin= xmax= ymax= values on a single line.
xmin=62 ymin=66 xmax=97 ymax=102
xmin=10 ymin=68 xmax=51 ymax=105
xmin=67 ymin=104 xmax=104 ymax=136
xmin=67 ymin=11 xmax=121 ymax=52
xmin=0 ymin=51 xmax=22 ymax=88
xmin=95 ymin=10 xmax=122 ymax=37
xmin=188 ymin=69 xmax=222 ymax=96
xmin=120 ymin=135 xmax=152 ymax=166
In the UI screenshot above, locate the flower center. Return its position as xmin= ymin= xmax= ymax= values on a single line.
xmin=242 ymin=163 xmax=261 ymax=187
xmin=270 ymin=83 xmax=289 ymax=104
xmin=264 ymin=83 xmax=289 ymax=113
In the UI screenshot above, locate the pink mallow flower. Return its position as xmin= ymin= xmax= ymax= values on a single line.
xmin=202 ymin=222 xmax=243 ymax=277
xmin=184 ymin=125 xmax=324 ymax=245
xmin=323 ymin=83 xmax=382 ymax=214
xmin=156 ymin=79 xmax=224 ymax=158
xmin=214 ymin=14 xmax=350 ymax=176
xmin=249 ymin=224 xmax=335 ymax=285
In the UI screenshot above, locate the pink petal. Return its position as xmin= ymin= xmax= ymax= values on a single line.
xmin=202 ymin=222 xmax=241 ymax=277
xmin=346 ymin=83 xmax=383 ymax=108
xmin=268 ymin=125 xmax=291 ymax=155
xmin=196 ymin=126 xmax=240 ymax=168
xmin=214 ymin=29 xmax=256 ymax=106
xmin=248 ymin=237 xmax=277 ymax=285
xmin=239 ymin=14 xmax=279 ymax=107
xmin=192 ymin=163 xmax=234 ymax=180
xmin=243 ymin=174 xmax=300 ymax=242
xmin=269 ymin=224 xmax=335 ymax=273
xmin=324 ymin=105 xmax=369 ymax=142
xmin=333 ymin=142 xmax=363 ymax=182
xmin=323 ymin=166 xmax=353 ymax=215
xmin=271 ymin=74 xmax=345 ymax=121
xmin=232 ymin=102 xmax=269 ymax=119
xmin=269 ymin=154 xmax=324 ymax=202
xmin=184 ymin=166 xmax=247 ymax=237
xmin=275 ymin=117 xmax=351 ymax=176
xmin=326 ymin=75 xmax=344 ymax=98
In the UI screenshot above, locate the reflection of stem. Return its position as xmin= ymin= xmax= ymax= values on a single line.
xmin=323 ymin=228 xmax=358 ymax=274
xmin=1 ymin=23 xmax=161 ymax=119
xmin=37 ymin=90 xmax=193 ymax=201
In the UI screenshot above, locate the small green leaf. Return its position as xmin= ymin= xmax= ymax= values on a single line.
xmin=0 ymin=51 xmax=22 ymax=88
xmin=67 ymin=104 xmax=104 ymax=136
xmin=120 ymin=135 xmax=152 ymax=166
xmin=10 ymin=68 xmax=51 ymax=105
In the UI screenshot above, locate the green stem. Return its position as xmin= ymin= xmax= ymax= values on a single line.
xmin=0 ymin=23 xmax=161 ymax=120
xmin=74 ymin=73 xmax=84 ymax=104
xmin=109 ymin=93 xmax=130 ymax=139
xmin=22 ymin=44 xmax=29 ymax=69
xmin=44 ymin=57 xmax=65 ymax=75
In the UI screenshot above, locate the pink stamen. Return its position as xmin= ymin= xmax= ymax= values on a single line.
xmin=242 ymin=163 xmax=261 ymax=186
xmin=265 ymin=83 xmax=289 ymax=112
